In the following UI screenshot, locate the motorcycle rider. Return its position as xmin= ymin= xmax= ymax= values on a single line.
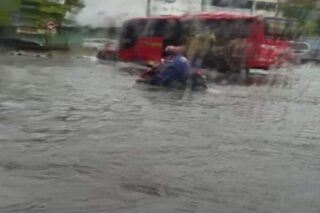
xmin=149 ymin=45 xmax=191 ymax=88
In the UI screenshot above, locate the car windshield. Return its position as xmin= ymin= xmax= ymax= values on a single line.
xmin=290 ymin=42 xmax=310 ymax=50
xmin=303 ymin=39 xmax=320 ymax=50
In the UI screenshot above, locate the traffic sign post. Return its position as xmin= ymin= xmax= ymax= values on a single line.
xmin=44 ymin=21 xmax=57 ymax=48
xmin=45 ymin=21 xmax=57 ymax=35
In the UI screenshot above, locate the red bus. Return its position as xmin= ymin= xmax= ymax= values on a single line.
xmin=111 ymin=12 xmax=295 ymax=71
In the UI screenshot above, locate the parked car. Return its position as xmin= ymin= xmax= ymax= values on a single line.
xmin=0 ymin=38 xmax=44 ymax=50
xmin=289 ymin=41 xmax=311 ymax=64
xmin=96 ymin=42 xmax=119 ymax=60
xmin=301 ymin=37 xmax=320 ymax=63
xmin=82 ymin=38 xmax=116 ymax=51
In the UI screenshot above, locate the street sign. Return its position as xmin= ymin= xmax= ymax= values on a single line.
xmin=44 ymin=21 xmax=57 ymax=36
xmin=46 ymin=21 xmax=57 ymax=30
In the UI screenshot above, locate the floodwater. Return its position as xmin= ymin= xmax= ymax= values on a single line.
xmin=0 ymin=54 xmax=320 ymax=213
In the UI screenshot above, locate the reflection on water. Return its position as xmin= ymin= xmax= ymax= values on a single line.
xmin=0 ymin=55 xmax=320 ymax=213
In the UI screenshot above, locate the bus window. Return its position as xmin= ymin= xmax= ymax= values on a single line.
xmin=211 ymin=0 xmax=231 ymax=7
xmin=200 ymin=19 xmax=253 ymax=44
xmin=234 ymin=20 xmax=253 ymax=38
xmin=164 ymin=20 xmax=183 ymax=44
xmin=256 ymin=1 xmax=277 ymax=12
xmin=145 ymin=19 xmax=181 ymax=38
xmin=119 ymin=20 xmax=147 ymax=50
xmin=145 ymin=20 xmax=167 ymax=37
xmin=238 ymin=0 xmax=253 ymax=9
xmin=212 ymin=0 xmax=253 ymax=9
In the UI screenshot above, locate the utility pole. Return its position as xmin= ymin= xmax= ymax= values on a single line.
xmin=276 ymin=0 xmax=280 ymax=17
xmin=251 ymin=0 xmax=257 ymax=15
xmin=201 ymin=0 xmax=206 ymax=12
xmin=146 ymin=0 xmax=151 ymax=17
xmin=187 ymin=0 xmax=192 ymax=12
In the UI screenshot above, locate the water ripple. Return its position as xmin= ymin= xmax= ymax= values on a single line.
xmin=1 ymin=56 xmax=320 ymax=213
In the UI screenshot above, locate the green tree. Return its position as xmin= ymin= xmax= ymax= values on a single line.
xmin=38 ymin=0 xmax=85 ymax=27
xmin=280 ymin=0 xmax=319 ymax=35
xmin=0 ymin=0 xmax=84 ymax=28
xmin=304 ymin=20 xmax=318 ymax=36
xmin=281 ymin=1 xmax=314 ymax=20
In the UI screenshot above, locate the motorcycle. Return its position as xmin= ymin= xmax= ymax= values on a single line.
xmin=136 ymin=59 xmax=208 ymax=90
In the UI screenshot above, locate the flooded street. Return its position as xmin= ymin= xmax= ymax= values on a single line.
xmin=1 ymin=54 xmax=320 ymax=213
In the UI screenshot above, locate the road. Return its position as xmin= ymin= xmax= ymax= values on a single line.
xmin=0 ymin=54 xmax=320 ymax=213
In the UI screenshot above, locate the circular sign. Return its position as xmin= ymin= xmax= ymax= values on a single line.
xmin=46 ymin=21 xmax=56 ymax=30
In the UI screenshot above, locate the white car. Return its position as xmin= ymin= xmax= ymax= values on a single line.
xmin=289 ymin=41 xmax=311 ymax=64
xmin=301 ymin=38 xmax=320 ymax=63
xmin=82 ymin=38 xmax=116 ymax=51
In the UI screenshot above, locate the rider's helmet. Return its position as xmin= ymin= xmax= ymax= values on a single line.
xmin=165 ymin=45 xmax=179 ymax=56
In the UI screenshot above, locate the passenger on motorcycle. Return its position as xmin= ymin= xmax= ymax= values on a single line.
xmin=149 ymin=46 xmax=191 ymax=88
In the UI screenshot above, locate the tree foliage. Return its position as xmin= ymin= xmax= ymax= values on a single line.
xmin=44 ymin=0 xmax=85 ymax=23
xmin=64 ymin=0 xmax=85 ymax=14
xmin=281 ymin=4 xmax=313 ymax=21
xmin=0 ymin=0 xmax=85 ymax=28
xmin=280 ymin=0 xmax=319 ymax=35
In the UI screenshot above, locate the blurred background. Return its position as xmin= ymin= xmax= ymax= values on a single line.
xmin=0 ymin=0 xmax=319 ymax=52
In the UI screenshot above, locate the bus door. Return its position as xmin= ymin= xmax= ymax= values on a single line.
xmin=119 ymin=19 xmax=147 ymax=61
xmin=134 ymin=18 xmax=182 ymax=64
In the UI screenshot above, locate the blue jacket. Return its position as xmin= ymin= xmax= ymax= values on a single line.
xmin=150 ymin=55 xmax=191 ymax=87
